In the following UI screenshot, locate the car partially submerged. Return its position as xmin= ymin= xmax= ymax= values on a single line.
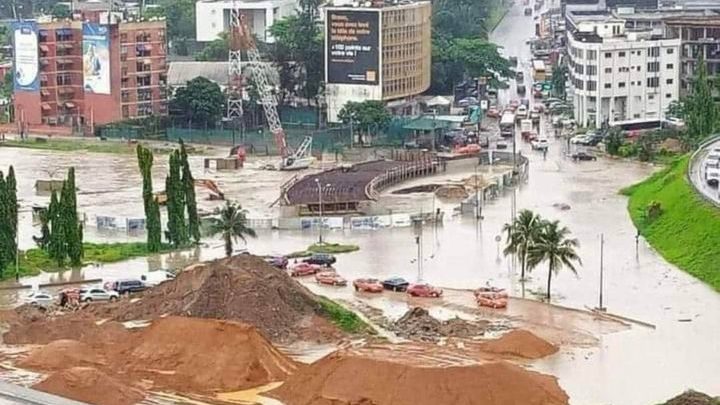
xmin=353 ymin=278 xmax=384 ymax=293
xmin=407 ymin=284 xmax=443 ymax=298
xmin=289 ymin=262 xmax=321 ymax=277
xmin=315 ymin=271 xmax=348 ymax=286
xmin=382 ymin=277 xmax=410 ymax=292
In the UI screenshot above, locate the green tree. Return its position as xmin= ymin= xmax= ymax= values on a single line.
xmin=337 ymin=100 xmax=392 ymax=144
xmin=171 ymin=76 xmax=225 ymax=128
xmin=666 ymin=100 xmax=685 ymax=119
xmin=0 ymin=171 xmax=8 ymax=276
xmin=551 ymin=64 xmax=568 ymax=100
xmin=146 ymin=0 xmax=196 ymax=55
xmin=684 ymin=55 xmax=719 ymax=146
xmin=51 ymin=3 xmax=71 ymax=18
xmin=165 ymin=150 xmax=187 ymax=246
xmin=33 ymin=207 xmax=51 ymax=250
xmin=604 ymin=127 xmax=624 ymax=156
xmin=447 ymin=39 xmax=513 ymax=89
xmin=5 ymin=166 xmax=16 ymax=269
xmin=527 ymin=220 xmax=582 ymax=301
xmin=62 ymin=168 xmax=83 ymax=266
xmin=179 ymin=140 xmax=200 ymax=243
xmin=136 ymin=145 xmax=163 ymax=252
xmin=502 ymin=209 xmax=543 ymax=281
xmin=47 ymin=190 xmax=65 ymax=264
xmin=206 ymin=201 xmax=256 ymax=257
xmin=194 ymin=32 xmax=228 ymax=61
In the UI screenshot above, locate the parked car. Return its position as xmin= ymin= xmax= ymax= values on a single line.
xmin=572 ymin=151 xmax=598 ymax=161
xmin=303 ymin=253 xmax=337 ymax=267
xmin=353 ymin=278 xmax=384 ymax=293
xmin=530 ymin=111 xmax=541 ymax=124
xmin=407 ymin=284 xmax=443 ymax=298
xmin=515 ymin=71 xmax=524 ymax=82
xmin=531 ymin=138 xmax=549 ymax=150
xmin=105 ymin=279 xmax=147 ymax=295
xmin=524 ymin=7 xmax=532 ymax=15
xmin=509 ymin=100 xmax=520 ymax=110
xmin=80 ymin=288 xmax=119 ymax=303
xmin=517 ymin=84 xmax=526 ymax=95
xmin=382 ymin=277 xmax=410 ymax=292
xmin=570 ymin=134 xmax=592 ymax=145
xmin=706 ymin=168 xmax=720 ymax=187
xmin=515 ymin=105 xmax=528 ymax=119
xmin=509 ymin=56 xmax=518 ymax=67
xmin=140 ymin=270 xmax=175 ymax=287
xmin=315 ymin=271 xmax=348 ymax=286
xmin=24 ymin=291 xmax=54 ymax=307
xmin=496 ymin=141 xmax=508 ymax=149
xmin=264 ymin=255 xmax=289 ymax=269
xmin=290 ymin=263 xmax=322 ymax=277
xmin=486 ymin=106 xmax=500 ymax=118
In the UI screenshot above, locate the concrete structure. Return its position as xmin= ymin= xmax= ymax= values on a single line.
xmin=195 ymin=0 xmax=297 ymax=43
xmin=324 ymin=1 xmax=432 ymax=122
xmin=12 ymin=16 xmax=168 ymax=132
xmin=566 ymin=11 xmax=680 ymax=127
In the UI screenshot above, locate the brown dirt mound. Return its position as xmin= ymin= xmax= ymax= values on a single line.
xmin=481 ymin=329 xmax=558 ymax=359
xmin=663 ymin=390 xmax=720 ymax=405
xmin=3 ymin=315 xmax=129 ymax=347
xmin=270 ymin=353 xmax=569 ymax=405
xmin=434 ymin=185 xmax=468 ymax=199
xmin=33 ymin=366 xmax=144 ymax=405
xmin=18 ymin=339 xmax=102 ymax=371
xmin=114 ymin=316 xmax=297 ymax=393
xmin=112 ymin=255 xmax=324 ymax=341
xmin=391 ymin=307 xmax=487 ymax=342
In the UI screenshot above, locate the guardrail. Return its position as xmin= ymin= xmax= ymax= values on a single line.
xmin=365 ymin=159 xmax=437 ymax=200
xmin=687 ymin=134 xmax=720 ymax=208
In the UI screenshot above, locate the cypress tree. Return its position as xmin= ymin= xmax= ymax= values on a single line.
xmin=6 ymin=167 xmax=17 ymax=268
xmin=165 ymin=150 xmax=187 ymax=246
xmin=136 ymin=145 xmax=162 ymax=252
xmin=179 ymin=140 xmax=200 ymax=243
xmin=64 ymin=168 xmax=83 ymax=267
xmin=48 ymin=190 xmax=65 ymax=266
xmin=0 ymin=172 xmax=7 ymax=276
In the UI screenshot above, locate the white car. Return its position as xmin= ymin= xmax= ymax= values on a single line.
xmin=79 ymin=288 xmax=119 ymax=303
xmin=570 ymin=134 xmax=591 ymax=145
xmin=24 ymin=291 xmax=54 ymax=307
xmin=531 ymin=138 xmax=549 ymax=150
xmin=140 ymin=270 xmax=176 ymax=287
xmin=706 ymin=168 xmax=720 ymax=187
xmin=516 ymin=105 xmax=528 ymax=119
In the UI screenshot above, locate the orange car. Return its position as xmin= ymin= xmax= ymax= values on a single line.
xmin=353 ymin=278 xmax=383 ymax=293
xmin=315 ymin=271 xmax=347 ymax=286
xmin=407 ymin=284 xmax=443 ymax=298
xmin=289 ymin=263 xmax=321 ymax=277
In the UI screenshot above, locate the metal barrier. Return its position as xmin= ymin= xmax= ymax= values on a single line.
xmin=686 ymin=134 xmax=720 ymax=208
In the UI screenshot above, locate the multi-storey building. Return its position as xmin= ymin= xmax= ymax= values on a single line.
xmin=324 ymin=1 xmax=431 ymax=122
xmin=11 ymin=16 xmax=168 ymax=132
xmin=195 ymin=0 xmax=297 ymax=43
xmin=566 ymin=11 xmax=680 ymax=128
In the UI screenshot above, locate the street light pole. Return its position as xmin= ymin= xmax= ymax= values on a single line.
xmin=598 ymin=233 xmax=606 ymax=312
xmin=315 ymin=179 xmax=323 ymax=244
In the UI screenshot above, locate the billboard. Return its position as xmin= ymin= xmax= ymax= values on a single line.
xmin=83 ymin=23 xmax=111 ymax=94
xmin=326 ymin=9 xmax=380 ymax=85
xmin=12 ymin=21 xmax=39 ymax=92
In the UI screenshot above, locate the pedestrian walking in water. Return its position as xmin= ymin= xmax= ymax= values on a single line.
xmin=543 ymin=148 xmax=548 ymax=160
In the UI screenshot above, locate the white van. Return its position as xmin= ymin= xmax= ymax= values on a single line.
xmin=140 ymin=270 xmax=176 ymax=287
xmin=706 ymin=167 xmax=720 ymax=187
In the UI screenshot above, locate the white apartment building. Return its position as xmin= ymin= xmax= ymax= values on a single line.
xmin=195 ymin=0 xmax=297 ymax=43
xmin=567 ymin=11 xmax=680 ymax=127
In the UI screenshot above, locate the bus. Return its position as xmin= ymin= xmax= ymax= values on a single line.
xmin=532 ymin=60 xmax=547 ymax=81
xmin=500 ymin=112 xmax=515 ymax=138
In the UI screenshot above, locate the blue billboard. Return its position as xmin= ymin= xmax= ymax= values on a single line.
xmin=83 ymin=23 xmax=110 ymax=94
xmin=12 ymin=21 xmax=39 ymax=92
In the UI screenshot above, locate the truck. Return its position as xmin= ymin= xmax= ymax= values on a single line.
xmin=500 ymin=112 xmax=515 ymax=138
xmin=520 ymin=119 xmax=533 ymax=137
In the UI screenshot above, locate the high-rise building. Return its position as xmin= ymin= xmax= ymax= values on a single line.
xmin=324 ymin=1 xmax=432 ymax=122
xmin=195 ymin=0 xmax=298 ymax=43
xmin=11 ymin=16 xmax=168 ymax=133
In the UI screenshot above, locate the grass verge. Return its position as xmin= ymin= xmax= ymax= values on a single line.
xmin=287 ymin=242 xmax=360 ymax=258
xmin=621 ymin=155 xmax=720 ymax=291
xmin=316 ymin=296 xmax=374 ymax=334
xmin=10 ymin=242 xmax=175 ymax=280
xmin=0 ymin=138 xmax=141 ymax=154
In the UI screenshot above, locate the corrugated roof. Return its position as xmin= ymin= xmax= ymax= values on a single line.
xmin=167 ymin=61 xmax=229 ymax=87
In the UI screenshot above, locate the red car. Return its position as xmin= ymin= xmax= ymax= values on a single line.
xmin=289 ymin=263 xmax=321 ymax=277
xmin=315 ymin=271 xmax=347 ymax=286
xmin=486 ymin=106 xmax=500 ymax=118
xmin=407 ymin=284 xmax=443 ymax=298
xmin=353 ymin=278 xmax=383 ymax=293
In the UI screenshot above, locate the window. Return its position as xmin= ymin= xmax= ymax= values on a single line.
xmin=575 ymin=64 xmax=584 ymax=74
xmin=667 ymin=78 xmax=674 ymax=85
xmin=577 ymin=49 xmax=584 ymax=59
xmin=619 ymin=82 xmax=626 ymax=88
xmin=605 ymin=52 xmax=612 ymax=58
xmin=648 ymin=62 xmax=660 ymax=72
xmin=647 ymin=77 xmax=659 ymax=87
xmin=587 ymin=50 xmax=597 ymax=59
xmin=604 ymin=83 xmax=612 ymax=89
xmin=649 ymin=94 xmax=654 ymax=100
xmin=667 ymin=48 xmax=674 ymax=54
xmin=619 ymin=67 xmax=629 ymax=73
xmin=619 ymin=51 xmax=626 ymax=57
xmin=637 ymin=66 xmax=641 ymax=71
xmin=587 ymin=65 xmax=597 ymax=76
xmin=587 ymin=80 xmax=597 ymax=91
xmin=648 ymin=47 xmax=660 ymax=57
xmin=666 ymin=93 xmax=672 ymax=98
xmin=666 ymin=63 xmax=674 ymax=69
xmin=634 ymin=113 xmax=641 ymax=119
xmin=604 ymin=67 xmax=612 ymax=74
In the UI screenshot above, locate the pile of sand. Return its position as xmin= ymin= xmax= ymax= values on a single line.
xmin=113 ymin=255 xmax=324 ymax=341
xmin=18 ymin=339 xmax=102 ymax=371
xmin=3 ymin=315 xmax=129 ymax=347
xmin=481 ymin=330 xmax=558 ymax=359
xmin=114 ymin=316 xmax=298 ymax=392
xmin=391 ymin=307 xmax=487 ymax=342
xmin=270 ymin=353 xmax=569 ymax=405
xmin=663 ymin=391 xmax=720 ymax=405
xmin=434 ymin=185 xmax=469 ymax=199
xmin=33 ymin=367 xmax=144 ymax=405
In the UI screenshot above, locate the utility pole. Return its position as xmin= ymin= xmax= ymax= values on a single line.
xmin=415 ymin=232 xmax=423 ymax=283
xmin=474 ymin=165 xmax=480 ymax=221
xmin=598 ymin=233 xmax=606 ymax=312
xmin=315 ymin=178 xmax=323 ymax=244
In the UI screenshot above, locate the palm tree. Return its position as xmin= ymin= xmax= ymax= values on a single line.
xmin=527 ymin=220 xmax=582 ymax=301
xmin=502 ymin=209 xmax=543 ymax=281
xmin=206 ymin=202 xmax=257 ymax=257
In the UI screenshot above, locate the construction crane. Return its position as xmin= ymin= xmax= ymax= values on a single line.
xmin=228 ymin=10 xmax=315 ymax=171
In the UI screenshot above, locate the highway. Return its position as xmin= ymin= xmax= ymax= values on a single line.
xmin=688 ymin=136 xmax=720 ymax=206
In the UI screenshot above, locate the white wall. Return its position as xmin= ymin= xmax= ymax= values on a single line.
xmin=326 ymin=84 xmax=383 ymax=123
xmin=195 ymin=0 xmax=299 ymax=43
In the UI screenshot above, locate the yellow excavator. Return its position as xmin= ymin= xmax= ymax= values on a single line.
xmin=154 ymin=179 xmax=225 ymax=205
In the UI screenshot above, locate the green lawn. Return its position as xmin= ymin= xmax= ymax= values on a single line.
xmin=621 ymin=156 xmax=720 ymax=291
xmin=0 ymin=138 xmax=140 ymax=154
xmin=5 ymin=242 xmax=174 ymax=280
xmin=287 ymin=242 xmax=360 ymax=258
xmin=316 ymin=296 xmax=374 ymax=334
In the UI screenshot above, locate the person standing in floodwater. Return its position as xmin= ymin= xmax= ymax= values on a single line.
xmin=543 ymin=148 xmax=548 ymax=160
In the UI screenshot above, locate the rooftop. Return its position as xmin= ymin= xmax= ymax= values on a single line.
xmin=167 ymin=62 xmax=229 ymax=87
